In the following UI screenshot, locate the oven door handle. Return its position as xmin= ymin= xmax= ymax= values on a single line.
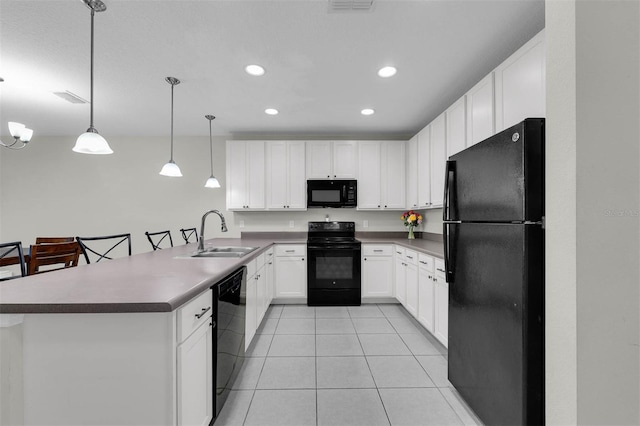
xmin=307 ymin=245 xmax=361 ymax=250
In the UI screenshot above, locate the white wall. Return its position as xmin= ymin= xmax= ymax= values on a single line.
xmin=0 ymin=136 xmax=435 ymax=254
xmin=546 ymin=0 xmax=640 ymax=424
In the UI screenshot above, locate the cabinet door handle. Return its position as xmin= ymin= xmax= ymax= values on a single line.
xmin=327 ymin=175 xmax=330 ymax=178
xmin=436 ymin=268 xmax=445 ymax=273
xmin=419 ymin=261 xmax=427 ymax=265
xmin=428 ymin=275 xmax=432 ymax=279
xmin=406 ymin=255 xmax=413 ymax=260
xmin=268 ymin=262 xmax=272 ymax=265
xmin=364 ymin=258 xmax=367 ymax=261
xmin=285 ymin=250 xmax=295 ymax=253
xmin=301 ymin=258 xmax=304 ymax=261
xmin=210 ymin=321 xmax=216 ymax=328
xmin=373 ymin=249 xmax=383 ymax=252
xmin=195 ymin=307 xmax=211 ymax=319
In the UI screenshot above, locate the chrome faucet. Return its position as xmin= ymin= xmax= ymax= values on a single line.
xmin=198 ymin=209 xmax=228 ymax=252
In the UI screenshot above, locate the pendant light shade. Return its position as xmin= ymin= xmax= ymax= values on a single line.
xmin=73 ymin=130 xmax=113 ymax=154
xmin=159 ymin=160 xmax=182 ymax=177
xmin=72 ymin=0 xmax=113 ymax=155
xmin=204 ymin=115 xmax=220 ymax=188
xmin=159 ymin=77 xmax=182 ymax=177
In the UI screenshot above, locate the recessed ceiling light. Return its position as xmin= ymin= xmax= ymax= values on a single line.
xmin=361 ymin=108 xmax=375 ymax=116
xmin=377 ymin=66 xmax=397 ymax=78
xmin=245 ymin=64 xmax=265 ymax=76
xmin=265 ymin=108 xmax=279 ymax=115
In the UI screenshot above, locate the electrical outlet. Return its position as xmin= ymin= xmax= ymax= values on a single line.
xmin=363 ymin=220 xmax=369 ymax=228
xmin=289 ymin=220 xmax=294 ymax=228
xmin=239 ymin=220 xmax=245 ymax=228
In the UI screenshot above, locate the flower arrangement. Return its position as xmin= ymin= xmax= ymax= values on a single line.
xmin=401 ymin=210 xmax=423 ymax=239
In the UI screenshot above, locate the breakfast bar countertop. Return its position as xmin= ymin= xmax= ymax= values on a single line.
xmin=0 ymin=238 xmax=286 ymax=315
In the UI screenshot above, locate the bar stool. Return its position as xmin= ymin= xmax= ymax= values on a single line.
xmin=28 ymin=242 xmax=81 ymax=275
xmin=76 ymin=234 xmax=132 ymax=264
xmin=35 ymin=237 xmax=75 ymax=244
xmin=179 ymin=228 xmax=198 ymax=244
xmin=145 ymin=230 xmax=173 ymax=251
xmin=0 ymin=241 xmax=27 ymax=280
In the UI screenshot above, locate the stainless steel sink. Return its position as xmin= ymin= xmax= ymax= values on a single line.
xmin=189 ymin=246 xmax=258 ymax=258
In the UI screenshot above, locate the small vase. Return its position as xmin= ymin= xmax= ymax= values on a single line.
xmin=408 ymin=227 xmax=415 ymax=240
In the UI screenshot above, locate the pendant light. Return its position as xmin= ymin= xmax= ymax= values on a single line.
xmin=72 ymin=0 xmax=113 ymax=155
xmin=204 ymin=115 xmax=221 ymax=188
xmin=159 ymin=77 xmax=182 ymax=177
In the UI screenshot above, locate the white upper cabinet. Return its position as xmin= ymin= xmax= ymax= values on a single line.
xmin=445 ymin=96 xmax=467 ymax=158
xmin=358 ymin=141 xmax=405 ymax=210
xmin=266 ymin=141 xmax=306 ymax=210
xmin=383 ymin=141 xmax=406 ymax=209
xmin=430 ymin=114 xmax=446 ymax=208
xmin=226 ymin=140 xmax=265 ymax=210
xmin=417 ymin=127 xmax=432 ymax=209
xmin=495 ymin=30 xmax=546 ymax=132
xmin=306 ymin=140 xmax=357 ymax=179
xmin=332 ymin=141 xmax=358 ymax=178
xmin=406 ymin=136 xmax=418 ymax=209
xmin=466 ymin=73 xmax=495 ymax=147
xmin=357 ymin=141 xmax=382 ymax=209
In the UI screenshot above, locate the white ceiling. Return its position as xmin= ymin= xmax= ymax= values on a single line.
xmin=0 ymin=0 xmax=544 ymax=140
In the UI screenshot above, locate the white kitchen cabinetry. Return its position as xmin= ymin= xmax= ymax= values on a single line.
xmin=417 ymin=253 xmax=435 ymax=333
xmin=245 ymin=253 xmax=268 ymax=350
xmin=275 ymin=244 xmax=307 ymax=299
xmin=226 ymin=140 xmax=265 ymax=210
xmin=306 ymin=140 xmax=358 ymax=179
xmin=434 ymin=258 xmax=448 ymax=347
xmin=265 ymin=248 xmax=275 ymax=308
xmin=177 ymin=290 xmax=214 ymax=426
xmin=266 ymin=141 xmax=306 ymax=210
xmin=393 ymin=246 xmax=418 ymax=316
xmin=446 ymin=96 xmax=467 ymax=158
xmin=406 ymin=136 xmax=419 ymax=209
xmin=394 ymin=247 xmax=406 ymax=305
xmin=404 ymin=250 xmax=419 ymax=317
xmin=361 ymin=245 xmax=394 ymax=298
xmin=495 ymin=30 xmax=545 ymax=132
xmin=358 ymin=141 xmax=406 ymax=210
xmin=429 ymin=114 xmax=446 ymax=207
xmin=466 ymin=73 xmax=495 ymax=147
xmin=417 ymin=127 xmax=432 ymax=209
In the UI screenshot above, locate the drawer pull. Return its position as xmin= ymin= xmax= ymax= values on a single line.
xmin=406 ymin=255 xmax=414 ymax=259
xmin=195 ymin=307 xmax=211 ymax=319
xmin=436 ymin=268 xmax=445 ymax=273
xmin=419 ymin=261 xmax=427 ymax=265
xmin=373 ymin=249 xmax=383 ymax=252
xmin=285 ymin=250 xmax=295 ymax=253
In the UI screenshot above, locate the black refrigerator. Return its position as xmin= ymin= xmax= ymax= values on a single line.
xmin=443 ymin=118 xmax=545 ymax=426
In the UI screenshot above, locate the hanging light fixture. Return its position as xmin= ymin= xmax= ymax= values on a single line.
xmin=1 ymin=122 xmax=34 ymax=150
xmin=159 ymin=77 xmax=182 ymax=177
xmin=72 ymin=0 xmax=113 ymax=155
xmin=204 ymin=115 xmax=220 ymax=188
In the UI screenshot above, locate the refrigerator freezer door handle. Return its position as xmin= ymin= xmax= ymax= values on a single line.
xmin=443 ymin=160 xmax=456 ymax=221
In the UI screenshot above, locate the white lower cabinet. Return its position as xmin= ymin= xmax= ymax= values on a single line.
xmin=361 ymin=245 xmax=394 ymax=298
xmin=434 ymin=258 xmax=449 ymax=347
xmin=265 ymin=248 xmax=275 ymax=308
xmin=394 ymin=247 xmax=406 ymax=305
xmin=417 ymin=254 xmax=436 ymax=333
xmin=275 ymin=244 xmax=307 ymax=299
xmin=177 ymin=291 xmax=214 ymax=426
xmin=245 ymin=268 xmax=258 ymax=350
xmin=404 ymin=262 xmax=418 ymax=317
xmin=245 ymin=253 xmax=268 ymax=350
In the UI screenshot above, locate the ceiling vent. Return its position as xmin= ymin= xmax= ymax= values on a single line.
xmin=328 ymin=0 xmax=374 ymax=13
xmin=53 ymin=91 xmax=89 ymax=104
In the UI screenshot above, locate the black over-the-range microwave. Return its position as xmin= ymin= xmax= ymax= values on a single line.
xmin=307 ymin=179 xmax=357 ymax=208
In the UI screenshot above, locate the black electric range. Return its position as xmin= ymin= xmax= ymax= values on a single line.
xmin=307 ymin=222 xmax=361 ymax=306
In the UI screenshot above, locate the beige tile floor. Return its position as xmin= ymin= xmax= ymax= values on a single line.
xmin=214 ymin=304 xmax=482 ymax=426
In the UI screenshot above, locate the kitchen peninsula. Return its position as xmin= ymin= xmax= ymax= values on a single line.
xmin=0 ymin=234 xmax=444 ymax=425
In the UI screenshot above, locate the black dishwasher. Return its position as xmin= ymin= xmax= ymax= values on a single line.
xmin=213 ymin=266 xmax=246 ymax=419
